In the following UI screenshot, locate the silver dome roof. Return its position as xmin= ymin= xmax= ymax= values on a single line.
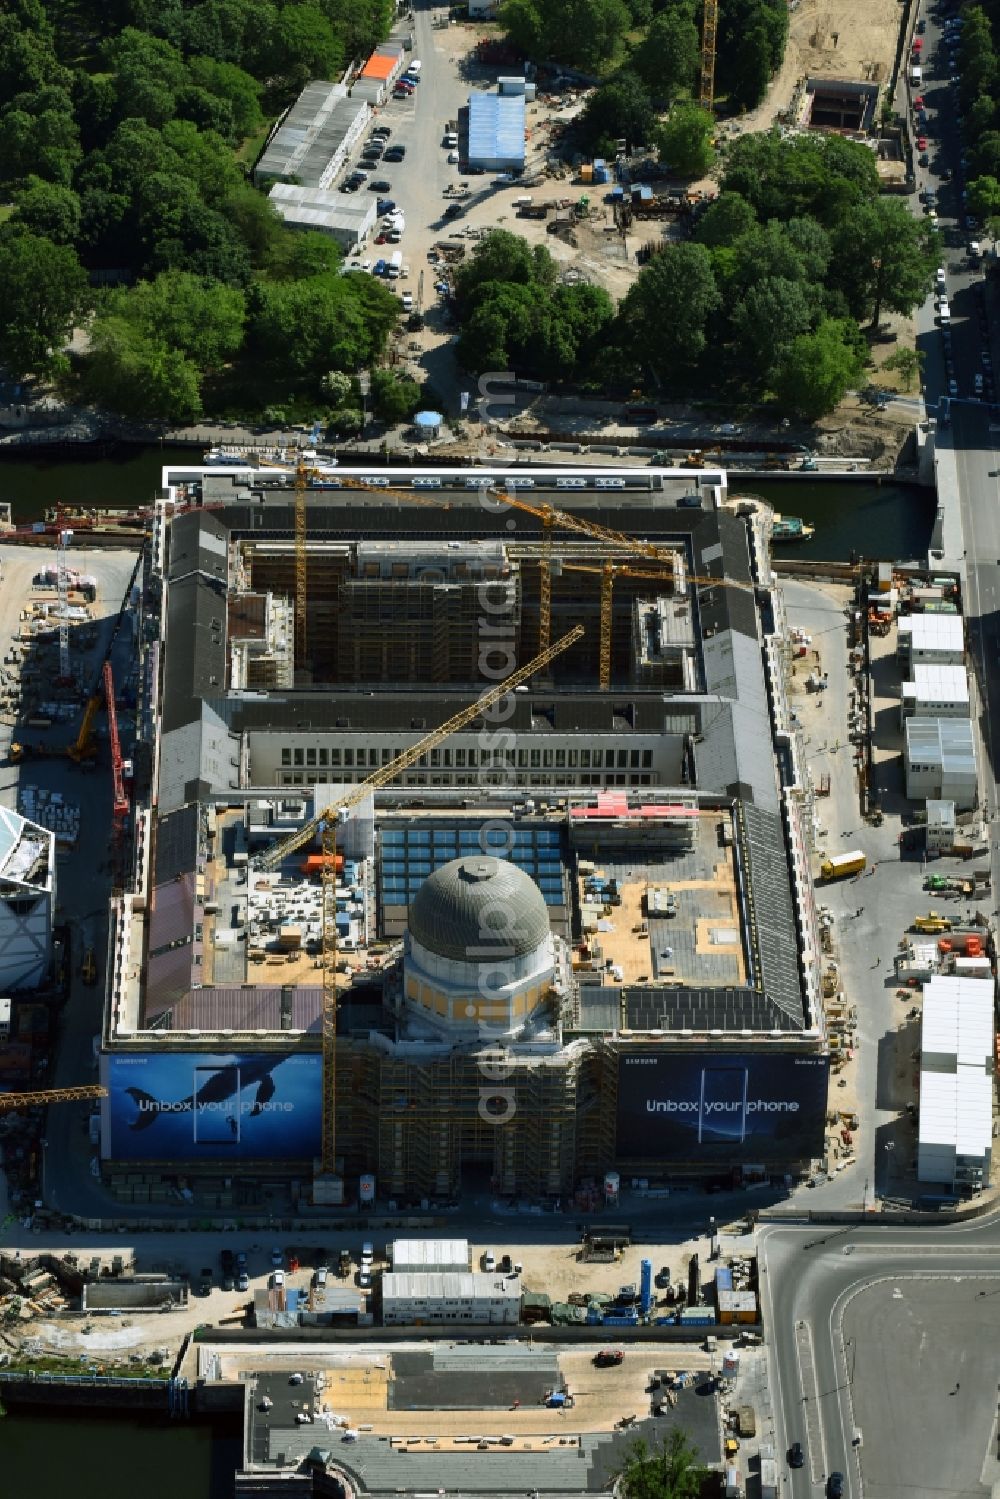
xmin=407 ymin=856 xmax=551 ymax=963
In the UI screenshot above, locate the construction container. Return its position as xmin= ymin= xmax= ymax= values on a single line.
xmin=579 ymin=163 xmax=593 ymax=183
xmin=278 ymin=925 xmax=302 ymax=951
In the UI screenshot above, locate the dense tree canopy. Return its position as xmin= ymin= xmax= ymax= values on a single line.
xmin=0 ymin=0 xmax=404 ymax=419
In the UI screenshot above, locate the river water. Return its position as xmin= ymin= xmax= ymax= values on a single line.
xmin=0 ymin=1408 xmax=243 ymax=1497
xmin=0 ymin=445 xmax=936 ymax=562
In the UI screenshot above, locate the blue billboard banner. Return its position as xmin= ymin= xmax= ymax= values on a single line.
xmin=616 ymin=1050 xmax=828 ymax=1163
xmin=102 ymin=1052 xmax=322 ymax=1160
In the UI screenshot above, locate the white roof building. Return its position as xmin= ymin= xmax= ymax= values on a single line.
xmin=0 ymin=806 xmax=55 ymax=991
xmin=389 ymin=1238 xmax=470 ymax=1273
xmin=255 ymin=82 xmax=369 ymax=190
xmin=901 ymin=663 xmax=969 ymax=721
xmin=897 ymin=613 xmax=965 ymax=665
xmin=904 ymin=716 xmax=977 ymax=809
xmin=381 ymin=1271 xmax=521 ymax=1325
xmin=918 ymin=976 xmax=994 ymax=1192
xmin=267 ymin=185 xmax=376 ymax=250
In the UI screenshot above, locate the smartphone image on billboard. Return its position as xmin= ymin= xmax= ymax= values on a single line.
xmin=192 ymin=1064 xmax=241 ymax=1144
xmin=698 ymin=1066 xmax=749 ymax=1145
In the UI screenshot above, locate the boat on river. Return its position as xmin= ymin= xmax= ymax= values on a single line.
xmin=771 ymin=513 xmax=815 ymax=541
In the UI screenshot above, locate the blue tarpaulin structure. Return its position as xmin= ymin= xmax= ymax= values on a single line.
xmin=468 ymin=93 xmax=525 ymax=171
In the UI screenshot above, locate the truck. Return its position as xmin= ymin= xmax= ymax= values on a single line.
xmin=820 ymin=850 xmax=866 ymax=881
xmin=760 ymin=1457 xmax=779 ymax=1499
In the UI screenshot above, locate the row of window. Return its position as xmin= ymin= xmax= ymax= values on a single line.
xmin=280 ymin=745 xmax=655 ymax=770
xmin=279 ymin=772 xmax=654 ymax=787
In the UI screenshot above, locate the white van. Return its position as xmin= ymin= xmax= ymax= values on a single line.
xmin=938 ymin=299 xmax=951 ymax=324
xmin=910 ymin=64 xmax=922 ymax=84
xmin=388 ymin=251 xmax=403 ymax=279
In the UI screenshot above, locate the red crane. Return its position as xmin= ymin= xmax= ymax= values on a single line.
xmin=103 ymin=659 xmax=129 ymax=829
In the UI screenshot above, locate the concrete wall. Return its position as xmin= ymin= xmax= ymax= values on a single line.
xmin=82 ymin=1278 xmax=188 ymax=1311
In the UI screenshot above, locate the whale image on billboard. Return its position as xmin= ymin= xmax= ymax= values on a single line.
xmin=616 ymin=1050 xmax=828 ymax=1163
xmin=102 ymin=1051 xmax=321 ymax=1160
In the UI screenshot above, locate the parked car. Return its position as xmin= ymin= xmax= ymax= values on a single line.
xmin=220 ymin=1248 xmax=235 ymax=1275
xmin=373 ymin=258 xmax=387 ymax=276
xmin=271 ymin=1269 xmax=285 ymax=1288
xmin=315 ymin=1266 xmax=329 ymax=1288
xmin=372 ymin=125 xmax=391 ymax=139
xmin=369 ymin=179 xmax=392 ymax=192
xmin=237 ymin=1271 xmax=249 ymax=1292
xmin=483 ymin=1248 xmax=496 ymax=1271
xmin=361 ymin=1241 xmax=374 ymax=1267
xmin=271 ymin=1246 xmax=284 ymax=1267
xmin=384 ymin=146 xmax=406 ymax=161
xmin=401 ymin=291 xmax=413 ymax=310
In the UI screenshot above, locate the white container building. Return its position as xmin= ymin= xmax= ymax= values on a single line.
xmin=381 ymin=1270 xmax=521 ymax=1325
xmin=900 ymin=663 xmax=969 ymax=725
xmin=904 ymin=717 xmax=977 ymax=809
xmin=388 ymin=1238 xmax=470 ymax=1274
xmin=897 ymin=613 xmax=965 ymax=668
xmin=917 ymin=976 xmax=994 ymax=1193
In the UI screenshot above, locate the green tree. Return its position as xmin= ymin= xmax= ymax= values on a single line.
xmin=617 ymin=1429 xmax=708 ymax=1499
xmin=371 ymin=369 xmax=421 ymax=422
xmin=250 ymin=271 xmax=396 ymax=376
xmin=500 ymin=0 xmax=629 ymax=68
xmin=730 ymin=277 xmax=815 ymax=391
xmin=716 ymin=0 xmax=787 ymax=109
xmin=726 ymin=22 xmax=773 ymax=109
xmin=579 ymin=73 xmax=656 ymax=154
xmin=883 ymin=346 xmax=923 ymax=391
xmin=11 ymin=177 xmax=81 ymax=244
xmin=722 ymin=131 xmax=878 ymax=224
xmin=968 ymin=175 xmax=1000 ymax=221
xmin=616 ymin=241 xmax=721 ymax=380
xmin=657 ymin=103 xmax=714 ymax=177
xmin=0 ymin=226 xmax=88 ymax=376
xmin=772 ymin=317 xmax=864 ymax=419
xmin=83 ymin=316 xmax=203 ymax=422
xmin=187 ymin=57 xmax=263 ymax=139
xmin=268 ymin=4 xmax=344 ymax=93
xmin=102 ymin=271 xmax=246 ymax=369
xmin=0 ymin=88 xmax=82 ymax=187
xmin=831 ymin=198 xmax=937 ymax=328
xmin=970 ymin=130 xmax=1000 ymax=180
xmin=694 ymin=191 xmax=757 ymax=249
xmin=631 ymin=10 xmax=700 ymax=101
xmin=454 ymin=230 xmax=556 ymax=305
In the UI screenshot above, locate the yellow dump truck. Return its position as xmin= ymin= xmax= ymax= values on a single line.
xmin=820 ymin=850 xmax=866 ymax=881
xmin=911 ymin=911 xmax=953 ymax=934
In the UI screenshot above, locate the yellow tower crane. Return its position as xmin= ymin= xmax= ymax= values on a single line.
xmin=254 ymin=624 xmax=585 ymax=1183
xmin=320 ymin=475 xmax=757 ymax=687
xmin=0 ymin=1085 xmax=107 ymax=1112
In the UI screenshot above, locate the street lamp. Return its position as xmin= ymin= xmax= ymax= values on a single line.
xmin=40 ymin=1138 xmax=48 ymax=1206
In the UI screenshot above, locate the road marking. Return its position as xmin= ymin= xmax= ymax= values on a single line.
xmin=794 ymin=1318 xmax=828 ymax=1484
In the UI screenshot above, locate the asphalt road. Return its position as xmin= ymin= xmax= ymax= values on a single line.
xmin=762 ymin=1214 xmax=1000 ymax=1499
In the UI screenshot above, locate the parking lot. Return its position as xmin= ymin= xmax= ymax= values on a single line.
xmin=333 ymin=10 xmax=643 ymax=403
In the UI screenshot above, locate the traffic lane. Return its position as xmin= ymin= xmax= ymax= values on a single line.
xmin=763 ymin=1233 xmax=1000 ymax=1499
xmin=842 ymin=1274 xmax=1000 ymax=1499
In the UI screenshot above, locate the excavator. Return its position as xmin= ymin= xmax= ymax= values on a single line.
xmin=9 ymin=548 xmax=144 ymax=766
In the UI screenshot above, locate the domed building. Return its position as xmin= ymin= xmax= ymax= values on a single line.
xmin=403 ymin=856 xmax=555 ymax=1034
